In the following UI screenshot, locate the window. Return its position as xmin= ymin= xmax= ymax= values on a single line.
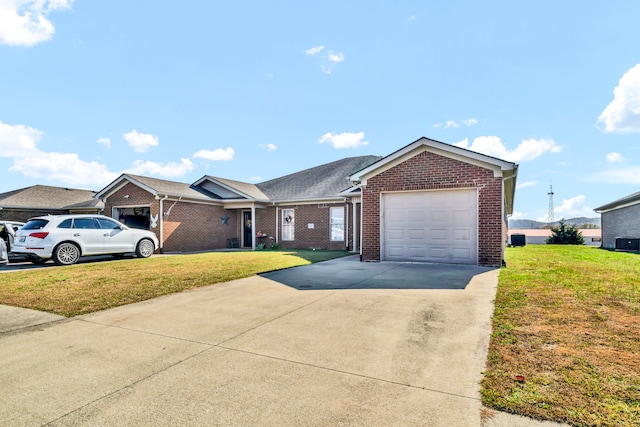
xmin=72 ymin=218 xmax=99 ymax=229
xmin=330 ymin=207 xmax=344 ymax=241
xmin=97 ymin=218 xmax=121 ymax=230
xmin=282 ymin=209 xmax=294 ymax=241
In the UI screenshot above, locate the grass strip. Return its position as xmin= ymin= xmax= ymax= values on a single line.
xmin=482 ymin=245 xmax=640 ymax=427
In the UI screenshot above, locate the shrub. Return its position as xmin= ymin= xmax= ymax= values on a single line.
xmin=546 ymin=219 xmax=584 ymax=245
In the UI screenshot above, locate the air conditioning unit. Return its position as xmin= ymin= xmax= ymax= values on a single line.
xmin=510 ymin=234 xmax=526 ymax=247
xmin=615 ymin=237 xmax=640 ymax=252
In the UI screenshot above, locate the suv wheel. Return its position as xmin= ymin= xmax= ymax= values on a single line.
xmin=53 ymin=242 xmax=81 ymax=265
xmin=135 ymin=239 xmax=154 ymax=258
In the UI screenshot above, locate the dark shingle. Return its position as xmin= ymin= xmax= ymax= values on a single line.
xmin=256 ymin=156 xmax=381 ymax=201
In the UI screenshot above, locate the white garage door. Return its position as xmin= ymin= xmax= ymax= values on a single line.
xmin=382 ymin=189 xmax=478 ymax=264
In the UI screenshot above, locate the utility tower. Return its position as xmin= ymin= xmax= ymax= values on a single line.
xmin=547 ymin=184 xmax=554 ymax=223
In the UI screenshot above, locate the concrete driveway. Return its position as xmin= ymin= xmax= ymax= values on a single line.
xmin=0 ymin=256 xmax=562 ymax=426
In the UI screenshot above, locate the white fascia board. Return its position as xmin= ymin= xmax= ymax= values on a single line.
xmin=195 ymin=176 xmax=256 ymax=200
xmin=352 ymin=140 xmax=513 ymax=185
xmin=95 ymin=174 xmax=158 ymax=199
xmin=595 ymin=198 xmax=640 ymax=214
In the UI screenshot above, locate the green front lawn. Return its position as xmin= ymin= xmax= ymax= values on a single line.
xmin=0 ymin=250 xmax=351 ymax=317
xmin=482 ymin=245 xmax=640 ymax=427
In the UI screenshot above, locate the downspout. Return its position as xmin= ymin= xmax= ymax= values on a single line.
xmin=502 ymin=174 xmax=517 ymax=265
xmin=344 ymin=198 xmax=349 ymax=251
xmin=359 ymin=188 xmax=364 ymax=259
xmin=274 ymin=203 xmax=279 ymax=245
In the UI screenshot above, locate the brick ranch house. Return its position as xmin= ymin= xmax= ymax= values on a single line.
xmin=96 ymin=137 xmax=518 ymax=267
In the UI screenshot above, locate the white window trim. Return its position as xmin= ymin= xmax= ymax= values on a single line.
xmin=330 ymin=206 xmax=345 ymax=242
xmin=282 ymin=209 xmax=295 ymax=241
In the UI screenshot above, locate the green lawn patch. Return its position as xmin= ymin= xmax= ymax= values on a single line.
xmin=0 ymin=250 xmax=351 ymax=317
xmin=482 ymin=245 xmax=640 ymax=427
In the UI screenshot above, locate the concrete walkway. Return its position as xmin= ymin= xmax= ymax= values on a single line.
xmin=0 ymin=256 xmax=566 ymax=426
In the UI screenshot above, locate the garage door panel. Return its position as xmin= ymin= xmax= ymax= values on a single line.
xmin=382 ymin=190 xmax=477 ymax=264
xmin=453 ymin=229 xmax=472 ymax=241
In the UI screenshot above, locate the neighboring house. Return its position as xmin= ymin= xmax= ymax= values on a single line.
xmin=508 ymin=229 xmax=602 ymax=246
xmin=96 ymin=137 xmax=518 ymax=267
xmin=594 ymin=191 xmax=640 ymax=250
xmin=0 ymin=185 xmax=103 ymax=222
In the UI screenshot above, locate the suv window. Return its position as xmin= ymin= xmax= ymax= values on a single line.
xmin=58 ymin=219 xmax=73 ymax=229
xmin=96 ymin=218 xmax=121 ymax=230
xmin=23 ymin=219 xmax=50 ymax=230
xmin=72 ymin=218 xmax=100 ymax=229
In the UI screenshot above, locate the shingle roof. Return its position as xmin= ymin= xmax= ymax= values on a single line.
xmin=0 ymin=185 xmax=103 ymax=210
xmin=256 ymin=156 xmax=382 ymax=201
xmin=594 ymin=191 xmax=640 ymax=212
xmin=121 ymin=174 xmax=214 ymax=201
xmin=204 ymin=176 xmax=269 ymax=200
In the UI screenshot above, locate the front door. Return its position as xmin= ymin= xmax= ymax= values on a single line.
xmin=243 ymin=211 xmax=252 ymax=248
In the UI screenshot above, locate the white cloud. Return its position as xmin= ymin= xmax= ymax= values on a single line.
xmin=593 ymin=166 xmax=640 ymax=184
xmin=434 ymin=118 xmax=478 ymax=129
xmin=306 ymin=45 xmax=344 ymax=74
xmin=123 ymin=130 xmax=159 ymax=153
xmin=327 ymin=52 xmax=344 ymax=63
xmin=97 ymin=137 xmax=111 ymax=149
xmin=260 ymin=143 xmax=277 ymax=152
xmin=606 ymin=152 xmax=625 ymax=163
xmin=454 ymin=136 xmax=561 ymax=162
xmin=10 ymin=151 xmax=119 ymax=188
xmin=125 ymin=158 xmax=194 ymax=178
xmin=193 ymin=147 xmax=235 ymax=161
xmin=408 ymin=15 xmax=417 ymax=21
xmin=516 ymin=181 xmax=538 ymax=190
xmin=553 ymin=195 xmax=594 ymax=218
xmin=319 ymin=132 xmax=368 ymax=149
xmin=0 ymin=119 xmax=41 ymax=156
xmin=509 ymin=211 xmax=528 ymax=220
xmin=0 ymin=0 xmax=73 ymax=47
xmin=0 ymin=119 xmax=195 ymax=188
xmin=249 ymin=176 xmax=262 ymax=182
xmin=597 ymin=64 xmax=640 ymax=133
xmin=305 ymin=45 xmax=324 ymax=56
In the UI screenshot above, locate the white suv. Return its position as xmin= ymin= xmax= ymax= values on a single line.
xmin=12 ymin=214 xmax=159 ymax=265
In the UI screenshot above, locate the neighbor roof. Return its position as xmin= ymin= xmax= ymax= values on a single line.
xmin=256 ymin=155 xmax=382 ymax=202
xmin=0 ymin=185 xmax=103 ymax=210
xmin=594 ymin=191 xmax=640 ymax=213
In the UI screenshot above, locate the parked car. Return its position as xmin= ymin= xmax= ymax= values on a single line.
xmin=11 ymin=214 xmax=159 ymax=265
xmin=0 ymin=239 xmax=8 ymax=267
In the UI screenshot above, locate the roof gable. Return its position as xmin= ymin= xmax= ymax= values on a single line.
xmin=96 ymin=174 xmax=214 ymax=202
xmin=192 ymin=176 xmax=269 ymax=201
xmin=349 ymin=137 xmax=518 ymax=214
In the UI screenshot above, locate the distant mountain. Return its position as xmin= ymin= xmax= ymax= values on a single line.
xmin=509 ymin=217 xmax=601 ymax=229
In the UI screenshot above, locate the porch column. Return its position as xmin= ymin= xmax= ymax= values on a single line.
xmin=251 ymin=205 xmax=256 ymax=250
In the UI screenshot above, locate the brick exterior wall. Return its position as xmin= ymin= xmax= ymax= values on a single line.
xmin=601 ymin=203 xmax=640 ymax=249
xmin=275 ymin=204 xmax=350 ymax=250
xmin=104 ymin=183 xmax=238 ymax=253
xmin=360 ymin=150 xmax=505 ymax=267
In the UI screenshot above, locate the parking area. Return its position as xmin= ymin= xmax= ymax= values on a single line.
xmin=0 ymin=258 xmax=558 ymax=426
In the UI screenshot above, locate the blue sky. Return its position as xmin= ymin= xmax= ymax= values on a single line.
xmin=1 ymin=1 xmax=639 ymax=222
